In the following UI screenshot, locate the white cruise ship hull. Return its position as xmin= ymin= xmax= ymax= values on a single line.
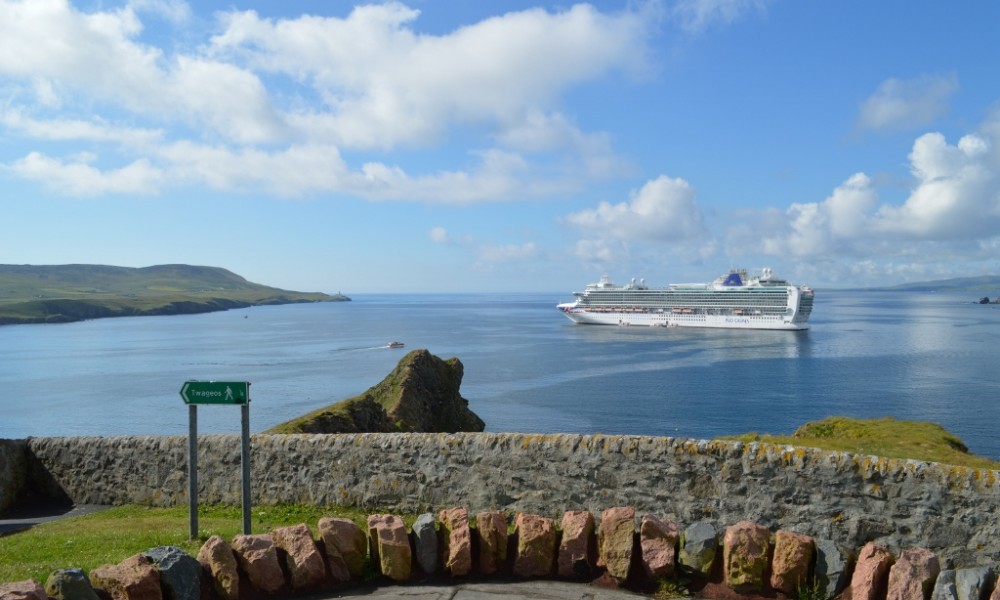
xmin=557 ymin=306 xmax=809 ymax=331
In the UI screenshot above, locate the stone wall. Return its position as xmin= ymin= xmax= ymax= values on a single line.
xmin=0 ymin=438 xmax=28 ymax=514
xmin=22 ymin=433 xmax=1000 ymax=567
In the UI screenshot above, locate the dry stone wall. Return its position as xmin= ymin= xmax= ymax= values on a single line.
xmin=18 ymin=432 xmax=1000 ymax=567
xmin=0 ymin=439 xmax=27 ymax=514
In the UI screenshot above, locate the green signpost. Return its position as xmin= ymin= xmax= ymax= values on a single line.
xmin=180 ymin=381 xmax=249 ymax=405
xmin=180 ymin=380 xmax=252 ymax=538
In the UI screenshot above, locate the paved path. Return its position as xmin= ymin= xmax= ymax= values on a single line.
xmin=0 ymin=503 xmax=111 ymax=536
xmin=299 ymin=581 xmax=648 ymax=600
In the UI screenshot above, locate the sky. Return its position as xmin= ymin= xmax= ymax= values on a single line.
xmin=2 ymin=1 xmax=999 ymax=294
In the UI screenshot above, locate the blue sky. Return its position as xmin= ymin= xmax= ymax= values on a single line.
xmin=2 ymin=1 xmax=999 ymax=293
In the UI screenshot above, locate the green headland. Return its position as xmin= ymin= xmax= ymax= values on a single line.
xmin=0 ymin=263 xmax=348 ymax=325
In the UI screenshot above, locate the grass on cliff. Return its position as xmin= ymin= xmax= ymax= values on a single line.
xmin=719 ymin=416 xmax=1000 ymax=470
xmin=0 ymin=504 xmax=370 ymax=585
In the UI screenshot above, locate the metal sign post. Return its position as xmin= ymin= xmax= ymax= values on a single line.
xmin=180 ymin=381 xmax=252 ymax=538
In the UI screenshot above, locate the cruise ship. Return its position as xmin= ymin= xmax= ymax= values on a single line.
xmin=557 ymin=268 xmax=814 ymax=330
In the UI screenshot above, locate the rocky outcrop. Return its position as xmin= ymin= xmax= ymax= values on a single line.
xmin=266 ymin=349 xmax=484 ymax=434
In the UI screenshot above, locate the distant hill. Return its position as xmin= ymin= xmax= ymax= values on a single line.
xmin=0 ymin=264 xmax=348 ymax=325
xmin=880 ymin=275 xmax=1000 ymax=293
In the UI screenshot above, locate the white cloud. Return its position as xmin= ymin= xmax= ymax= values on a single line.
xmin=671 ymin=0 xmax=771 ymax=33
xmin=0 ymin=1 xmax=649 ymax=200
xmin=857 ymin=74 xmax=958 ymax=132
xmin=876 ymin=132 xmax=998 ymax=238
xmin=566 ymin=175 xmax=706 ymax=242
xmin=1 ymin=109 xmax=164 ymax=147
xmin=207 ymin=3 xmax=651 ymax=149
xmin=759 ymin=173 xmax=878 ymax=258
xmin=8 ymin=151 xmax=164 ymax=196
xmin=477 ymin=242 xmax=538 ymax=263
xmin=752 ymin=120 xmax=1000 ymax=262
xmin=428 ymin=227 xmax=449 ymax=244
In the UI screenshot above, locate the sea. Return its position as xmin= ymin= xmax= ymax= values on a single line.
xmin=2 ymin=290 xmax=999 ymax=460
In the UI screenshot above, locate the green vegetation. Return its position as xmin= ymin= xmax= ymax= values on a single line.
xmin=0 ymin=264 xmax=348 ymax=325
xmin=719 ymin=416 xmax=1000 ymax=470
xmin=0 ymin=504 xmax=369 ymax=584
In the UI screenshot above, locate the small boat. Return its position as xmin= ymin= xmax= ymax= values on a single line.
xmin=387 ymin=341 xmax=405 ymax=349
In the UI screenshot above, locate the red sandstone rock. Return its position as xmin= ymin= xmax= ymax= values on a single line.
xmin=0 ymin=580 xmax=47 ymax=600
xmin=598 ymin=507 xmax=636 ymax=583
xmin=439 ymin=507 xmax=473 ymax=577
xmin=513 ymin=513 xmax=557 ymax=578
xmin=851 ymin=542 xmax=896 ymax=600
xmin=640 ymin=514 xmax=679 ymax=579
xmin=770 ymin=530 xmax=815 ymax=593
xmin=367 ymin=514 xmax=412 ymax=582
xmin=197 ymin=535 xmax=239 ymax=600
xmin=887 ymin=547 xmax=940 ymax=600
xmin=558 ymin=510 xmax=596 ymax=578
xmin=723 ymin=521 xmax=770 ymax=593
xmin=89 ymin=553 xmax=162 ymax=600
xmin=271 ymin=523 xmax=327 ymax=592
xmin=231 ymin=533 xmax=286 ymax=594
xmin=476 ymin=511 xmax=509 ymax=575
xmin=318 ymin=517 xmax=367 ymax=581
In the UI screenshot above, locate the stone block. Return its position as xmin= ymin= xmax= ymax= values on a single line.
xmin=931 ymin=570 xmax=957 ymax=600
xmin=271 ymin=523 xmax=328 ymax=592
xmin=679 ymin=521 xmax=717 ymax=576
xmin=231 ymin=534 xmax=286 ymax=594
xmin=558 ymin=510 xmax=596 ymax=579
xmin=439 ymin=507 xmax=472 ymax=577
xmin=367 ymin=514 xmax=412 ymax=582
xmin=770 ymin=530 xmax=814 ymax=594
xmin=45 ymin=568 xmax=100 ymax=600
xmin=196 ymin=535 xmax=239 ymax=600
xmin=640 ymin=514 xmax=679 ymax=580
xmin=851 ymin=541 xmax=895 ymax=600
xmin=0 ymin=580 xmax=47 ymax=600
xmin=887 ymin=547 xmax=941 ymax=600
xmin=955 ymin=567 xmax=995 ymax=600
xmin=89 ymin=553 xmax=162 ymax=600
xmin=513 ymin=513 xmax=556 ymax=578
xmin=723 ymin=521 xmax=770 ymax=594
xmin=143 ymin=546 xmax=201 ymax=600
xmin=476 ymin=511 xmax=509 ymax=575
xmin=815 ymin=538 xmax=851 ymax=600
xmin=411 ymin=513 xmax=439 ymax=575
xmin=598 ymin=507 xmax=635 ymax=583
xmin=318 ymin=517 xmax=367 ymax=582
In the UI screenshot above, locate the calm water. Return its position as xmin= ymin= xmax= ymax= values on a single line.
xmin=2 ymin=291 xmax=999 ymax=459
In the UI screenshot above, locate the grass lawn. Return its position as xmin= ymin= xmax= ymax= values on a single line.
xmin=719 ymin=416 xmax=1000 ymax=470
xmin=0 ymin=504 xmax=368 ymax=585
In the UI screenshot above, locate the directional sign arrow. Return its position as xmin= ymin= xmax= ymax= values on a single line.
xmin=180 ymin=381 xmax=250 ymax=405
